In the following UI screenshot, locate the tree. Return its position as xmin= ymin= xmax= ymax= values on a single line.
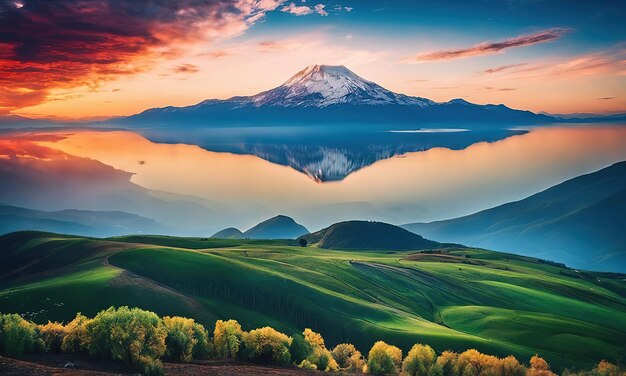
xmin=402 ymin=343 xmax=437 ymax=376
xmin=191 ymin=321 xmax=211 ymax=359
xmin=85 ymin=306 xmax=167 ymax=376
xmin=61 ymin=313 xmax=91 ymax=354
xmin=290 ymin=333 xmax=313 ymax=365
xmin=455 ymin=349 xmax=499 ymax=376
xmin=593 ymin=360 xmax=619 ymax=376
xmin=436 ymin=351 xmax=460 ymax=376
xmin=163 ymin=316 xmax=208 ymax=362
xmin=496 ymin=355 xmax=526 ymax=376
xmin=527 ymin=355 xmax=557 ymax=376
xmin=299 ymin=238 xmax=308 ymax=247
xmin=0 ymin=313 xmax=39 ymax=357
xmin=368 ymin=341 xmax=403 ymax=375
xmin=332 ymin=343 xmax=366 ymax=372
xmin=302 ymin=328 xmax=338 ymax=371
xmin=213 ymin=319 xmax=243 ymax=358
xmin=241 ymin=326 xmax=291 ymax=365
xmin=38 ymin=321 xmax=67 ymax=353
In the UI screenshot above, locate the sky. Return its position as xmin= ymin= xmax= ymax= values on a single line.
xmin=1 ymin=0 xmax=625 ymax=119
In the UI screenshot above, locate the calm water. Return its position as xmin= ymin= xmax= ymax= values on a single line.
xmin=2 ymin=124 xmax=626 ymax=233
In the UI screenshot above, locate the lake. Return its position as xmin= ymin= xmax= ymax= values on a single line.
xmin=1 ymin=124 xmax=625 ymax=233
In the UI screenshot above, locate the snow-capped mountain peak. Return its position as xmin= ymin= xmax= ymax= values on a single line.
xmin=249 ymin=64 xmax=434 ymax=108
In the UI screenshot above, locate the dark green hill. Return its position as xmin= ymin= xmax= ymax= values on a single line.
xmin=403 ymin=161 xmax=626 ymax=272
xmin=211 ymin=227 xmax=244 ymax=239
xmin=243 ymin=215 xmax=309 ymax=239
xmin=300 ymin=220 xmax=443 ymax=250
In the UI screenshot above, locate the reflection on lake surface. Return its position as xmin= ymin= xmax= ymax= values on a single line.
xmin=18 ymin=124 xmax=625 ymax=232
xmin=135 ymin=127 xmax=524 ymax=181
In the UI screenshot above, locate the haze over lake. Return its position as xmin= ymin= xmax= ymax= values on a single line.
xmin=5 ymin=124 xmax=624 ymax=233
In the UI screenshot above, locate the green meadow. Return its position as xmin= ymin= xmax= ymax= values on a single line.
xmin=0 ymin=231 xmax=624 ymax=370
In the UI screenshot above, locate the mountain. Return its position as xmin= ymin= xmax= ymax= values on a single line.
xmin=0 ymin=203 xmax=164 ymax=237
xmin=211 ymin=227 xmax=244 ymax=239
xmin=403 ymin=162 xmax=626 ymax=272
xmin=241 ymin=215 xmax=309 ymax=239
xmin=247 ymin=64 xmax=434 ymax=108
xmin=300 ymin=220 xmax=444 ymax=250
xmin=113 ymin=64 xmax=554 ymax=127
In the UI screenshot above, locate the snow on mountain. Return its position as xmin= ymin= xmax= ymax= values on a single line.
xmin=122 ymin=64 xmax=555 ymax=127
xmin=224 ymin=64 xmax=434 ymax=108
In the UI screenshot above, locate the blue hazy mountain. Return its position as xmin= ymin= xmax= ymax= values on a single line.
xmin=213 ymin=215 xmax=309 ymax=240
xmin=112 ymin=65 xmax=554 ymax=128
xmin=403 ymin=162 xmax=626 ymax=272
xmin=0 ymin=203 xmax=165 ymax=237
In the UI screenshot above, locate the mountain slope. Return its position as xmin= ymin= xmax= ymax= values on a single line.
xmin=0 ymin=203 xmax=164 ymax=237
xmin=242 ymin=215 xmax=309 ymax=239
xmin=403 ymin=162 xmax=626 ymax=272
xmin=300 ymin=220 xmax=444 ymax=250
xmin=211 ymin=227 xmax=244 ymax=239
xmin=247 ymin=64 xmax=434 ymax=108
xmin=114 ymin=65 xmax=553 ymax=127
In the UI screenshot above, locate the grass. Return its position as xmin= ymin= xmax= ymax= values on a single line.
xmin=0 ymin=231 xmax=624 ymax=370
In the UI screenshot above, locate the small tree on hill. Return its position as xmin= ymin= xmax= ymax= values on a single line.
xmin=402 ymin=343 xmax=437 ymax=376
xmin=367 ymin=340 xmax=402 ymax=375
xmin=213 ymin=319 xmax=243 ymax=358
xmin=38 ymin=321 xmax=67 ymax=353
xmin=61 ymin=313 xmax=91 ymax=354
xmin=436 ymin=350 xmax=460 ymax=376
xmin=163 ymin=316 xmax=209 ymax=362
xmin=299 ymin=238 xmax=308 ymax=247
xmin=332 ymin=343 xmax=366 ymax=372
xmin=0 ymin=313 xmax=40 ymax=357
xmin=85 ymin=306 xmax=167 ymax=376
xmin=527 ymin=355 xmax=557 ymax=376
xmin=302 ymin=328 xmax=338 ymax=371
xmin=290 ymin=333 xmax=313 ymax=365
xmin=241 ymin=326 xmax=291 ymax=365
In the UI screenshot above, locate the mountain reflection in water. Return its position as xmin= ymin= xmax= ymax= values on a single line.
xmin=136 ymin=127 xmax=525 ymax=181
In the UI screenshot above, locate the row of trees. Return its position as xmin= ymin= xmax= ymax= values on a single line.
xmin=0 ymin=308 xmax=622 ymax=376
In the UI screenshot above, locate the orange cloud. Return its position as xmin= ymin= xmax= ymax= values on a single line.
xmin=0 ymin=0 xmax=282 ymax=112
xmin=402 ymin=28 xmax=569 ymax=63
xmin=504 ymin=50 xmax=626 ymax=80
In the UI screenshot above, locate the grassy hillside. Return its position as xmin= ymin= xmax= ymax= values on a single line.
xmin=0 ymin=231 xmax=624 ymax=370
xmin=403 ymin=161 xmax=626 ymax=272
xmin=300 ymin=221 xmax=443 ymax=250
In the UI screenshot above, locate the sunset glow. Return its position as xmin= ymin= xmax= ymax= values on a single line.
xmin=1 ymin=1 xmax=624 ymax=118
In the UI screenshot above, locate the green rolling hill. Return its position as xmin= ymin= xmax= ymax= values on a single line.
xmin=300 ymin=220 xmax=444 ymax=250
xmin=403 ymin=161 xmax=626 ymax=272
xmin=0 ymin=231 xmax=624 ymax=370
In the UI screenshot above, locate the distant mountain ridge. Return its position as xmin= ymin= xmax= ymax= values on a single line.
xmin=0 ymin=203 xmax=164 ymax=237
xmin=403 ymin=162 xmax=626 ymax=272
xmin=112 ymin=64 xmax=554 ymax=127
xmin=212 ymin=215 xmax=309 ymax=239
xmin=300 ymin=220 xmax=445 ymax=250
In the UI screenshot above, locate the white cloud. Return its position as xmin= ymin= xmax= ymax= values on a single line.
xmin=281 ymin=2 xmax=313 ymax=15
xmin=314 ymin=4 xmax=328 ymax=16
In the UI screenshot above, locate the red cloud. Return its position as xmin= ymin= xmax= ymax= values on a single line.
xmin=0 ymin=0 xmax=280 ymax=112
xmin=403 ymin=28 xmax=569 ymax=63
